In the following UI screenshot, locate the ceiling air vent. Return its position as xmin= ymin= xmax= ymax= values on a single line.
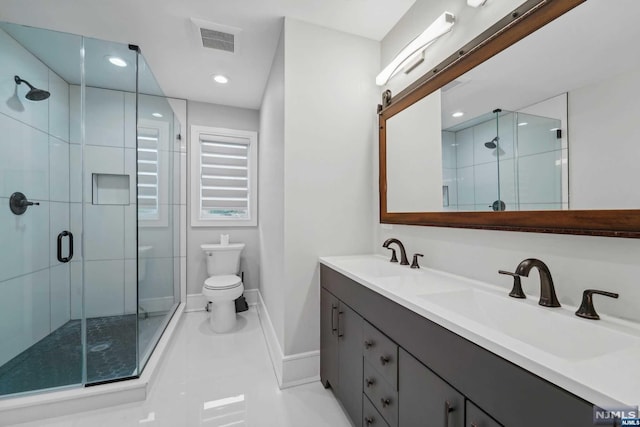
xmin=191 ymin=18 xmax=241 ymax=54
xmin=200 ymin=28 xmax=234 ymax=53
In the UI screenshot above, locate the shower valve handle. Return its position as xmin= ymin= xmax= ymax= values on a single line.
xmin=9 ymin=192 xmax=39 ymax=215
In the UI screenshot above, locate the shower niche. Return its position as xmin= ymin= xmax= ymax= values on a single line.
xmin=0 ymin=21 xmax=185 ymax=398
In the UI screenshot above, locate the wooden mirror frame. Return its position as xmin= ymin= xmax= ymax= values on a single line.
xmin=379 ymin=0 xmax=640 ymax=238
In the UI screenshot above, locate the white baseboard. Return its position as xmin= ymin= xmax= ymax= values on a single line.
xmin=255 ymin=291 xmax=319 ymax=389
xmin=186 ymin=289 xmax=258 ymax=312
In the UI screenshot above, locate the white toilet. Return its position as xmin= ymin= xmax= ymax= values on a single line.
xmin=201 ymin=243 xmax=245 ymax=333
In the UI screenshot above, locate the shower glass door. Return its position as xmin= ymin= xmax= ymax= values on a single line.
xmin=81 ymin=36 xmax=140 ymax=384
xmin=0 ymin=22 xmax=145 ymax=397
xmin=0 ymin=24 xmax=84 ymax=395
xmin=0 ymin=20 xmax=182 ymax=399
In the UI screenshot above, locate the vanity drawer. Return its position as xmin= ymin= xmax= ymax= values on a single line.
xmin=364 ymin=360 xmax=398 ymax=427
xmin=363 ymin=394 xmax=390 ymax=427
xmin=363 ymin=321 xmax=398 ymax=389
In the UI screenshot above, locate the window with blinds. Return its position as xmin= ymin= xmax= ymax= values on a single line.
xmin=137 ymin=127 xmax=160 ymax=219
xmin=191 ymin=126 xmax=258 ymax=227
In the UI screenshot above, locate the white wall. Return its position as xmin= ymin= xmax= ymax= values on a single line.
xmin=376 ymin=0 xmax=640 ymax=324
xmin=569 ymin=68 xmax=640 ymax=209
xmin=258 ymin=25 xmax=286 ymax=349
xmin=386 ymin=91 xmax=443 ymax=212
xmin=0 ymin=28 xmax=70 ymax=366
xmin=282 ymin=18 xmax=379 ymax=355
xmin=186 ymin=101 xmax=260 ymax=295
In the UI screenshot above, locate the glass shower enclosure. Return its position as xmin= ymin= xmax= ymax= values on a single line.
xmin=0 ymin=22 xmax=183 ymax=397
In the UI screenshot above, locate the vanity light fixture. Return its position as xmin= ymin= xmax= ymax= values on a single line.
xmin=452 ymin=111 xmax=464 ymax=118
xmin=376 ymin=11 xmax=455 ymax=86
xmin=467 ymin=0 xmax=488 ymax=7
xmin=106 ymin=56 xmax=127 ymax=67
xmin=213 ymin=74 xmax=229 ymax=84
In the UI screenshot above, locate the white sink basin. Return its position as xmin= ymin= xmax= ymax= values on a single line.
xmin=332 ymin=256 xmax=419 ymax=278
xmin=419 ymin=289 xmax=639 ymax=360
xmin=375 ymin=274 xmax=468 ymax=296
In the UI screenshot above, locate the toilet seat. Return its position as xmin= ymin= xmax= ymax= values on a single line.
xmin=204 ymin=275 xmax=242 ymax=290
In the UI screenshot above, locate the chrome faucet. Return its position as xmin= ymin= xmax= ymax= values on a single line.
xmin=514 ymin=258 xmax=561 ymax=307
xmin=382 ymin=238 xmax=409 ymax=265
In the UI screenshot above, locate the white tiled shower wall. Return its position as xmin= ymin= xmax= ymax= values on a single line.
xmin=0 ymin=28 xmax=71 ymax=366
xmin=68 ymin=85 xmax=138 ymax=318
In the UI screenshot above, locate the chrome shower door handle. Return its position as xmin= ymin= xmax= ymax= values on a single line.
xmin=57 ymin=231 xmax=74 ymax=263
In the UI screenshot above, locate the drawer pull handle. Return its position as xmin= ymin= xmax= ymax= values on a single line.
xmin=337 ymin=311 xmax=344 ymax=337
xmin=365 ymin=377 xmax=376 ymax=388
xmin=380 ymin=355 xmax=391 ymax=365
xmin=381 ymin=397 xmax=391 ymax=408
xmin=364 ymin=340 xmax=374 ymax=349
xmin=365 ymin=417 xmax=375 ymax=425
xmin=330 ymin=305 xmax=337 ymax=334
xmin=444 ymin=400 xmax=454 ymax=427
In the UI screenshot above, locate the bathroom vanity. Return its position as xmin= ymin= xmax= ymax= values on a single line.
xmin=319 ymin=256 xmax=638 ymax=427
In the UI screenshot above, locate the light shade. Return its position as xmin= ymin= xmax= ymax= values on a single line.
xmin=467 ymin=0 xmax=488 ymax=7
xmin=376 ymin=12 xmax=455 ymax=86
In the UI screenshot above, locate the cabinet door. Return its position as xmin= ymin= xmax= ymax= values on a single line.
xmin=337 ymin=301 xmax=364 ymax=425
xmin=466 ymin=400 xmax=503 ymax=427
xmin=399 ymin=348 xmax=464 ymax=427
xmin=320 ymin=288 xmax=339 ymax=389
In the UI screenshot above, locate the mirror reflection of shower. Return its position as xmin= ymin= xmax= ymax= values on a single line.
xmin=441 ymin=104 xmax=566 ymax=212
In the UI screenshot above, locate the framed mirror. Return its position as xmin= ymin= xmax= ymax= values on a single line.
xmin=379 ymin=0 xmax=640 ymax=237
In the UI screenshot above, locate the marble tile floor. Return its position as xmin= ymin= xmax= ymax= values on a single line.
xmin=12 ymin=308 xmax=352 ymax=427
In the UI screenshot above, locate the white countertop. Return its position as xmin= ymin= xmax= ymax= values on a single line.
xmin=320 ymin=254 xmax=640 ymax=408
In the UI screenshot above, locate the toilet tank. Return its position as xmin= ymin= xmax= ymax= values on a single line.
xmin=201 ymin=243 xmax=245 ymax=276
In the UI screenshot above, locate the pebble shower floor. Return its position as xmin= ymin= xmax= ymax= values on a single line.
xmin=0 ymin=315 xmax=137 ymax=396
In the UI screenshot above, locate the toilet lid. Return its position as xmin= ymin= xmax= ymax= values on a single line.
xmin=204 ymin=275 xmax=242 ymax=290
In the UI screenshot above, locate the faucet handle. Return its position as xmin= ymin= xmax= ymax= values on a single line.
xmin=410 ymin=253 xmax=424 ymax=269
xmin=499 ymin=270 xmax=526 ymax=299
xmin=575 ymin=289 xmax=619 ymax=320
xmin=385 ymin=247 xmax=398 ymax=263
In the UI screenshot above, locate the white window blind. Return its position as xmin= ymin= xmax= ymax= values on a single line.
xmin=137 ymin=127 xmax=159 ymax=219
xmin=191 ymin=126 xmax=258 ymax=227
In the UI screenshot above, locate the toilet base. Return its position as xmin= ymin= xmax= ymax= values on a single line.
xmin=208 ymin=300 xmax=238 ymax=333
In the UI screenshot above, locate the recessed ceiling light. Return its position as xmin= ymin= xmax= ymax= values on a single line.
xmin=213 ymin=74 xmax=229 ymax=84
xmin=518 ymin=122 xmax=528 ymax=126
xmin=152 ymin=112 xmax=163 ymax=118
xmin=452 ymin=111 xmax=464 ymax=118
xmin=107 ymin=56 xmax=127 ymax=67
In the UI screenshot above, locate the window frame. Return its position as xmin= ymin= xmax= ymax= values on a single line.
xmin=190 ymin=125 xmax=258 ymax=227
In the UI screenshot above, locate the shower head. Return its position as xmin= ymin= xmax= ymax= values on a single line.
xmin=484 ymin=136 xmax=499 ymax=149
xmin=14 ymin=75 xmax=50 ymax=101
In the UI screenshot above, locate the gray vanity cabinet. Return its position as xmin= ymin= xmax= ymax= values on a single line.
xmin=320 ymin=265 xmax=607 ymax=427
xmin=466 ymin=401 xmax=503 ymax=427
xmin=398 ymin=348 xmax=464 ymax=427
xmin=320 ymin=288 xmax=363 ymax=424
